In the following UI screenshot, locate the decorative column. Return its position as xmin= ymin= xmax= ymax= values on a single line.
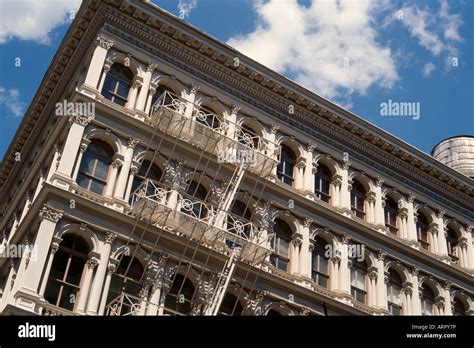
xmin=457 ymin=238 xmax=469 ymax=268
xmin=303 ymin=144 xmax=316 ymax=195
xmin=465 ymin=226 xmax=474 ymax=269
xmin=398 ymin=209 xmax=409 ymax=239
xmin=86 ymin=231 xmax=117 ymax=315
xmin=428 ymin=223 xmax=439 ymax=254
xmin=365 ymin=192 xmax=376 ymax=224
xmin=406 ymin=194 xmax=418 ymax=243
xmin=375 ymin=251 xmax=388 ymax=310
xmin=329 ymin=255 xmax=340 ymax=292
xmin=104 ymin=158 xmax=122 ymax=197
xmin=338 ymin=235 xmax=351 ymax=295
xmin=125 ymin=78 xmax=142 ymax=110
xmin=374 ymin=177 xmax=385 ymax=228
xmin=339 ymin=162 xmax=352 ymax=214
xmin=136 ymin=62 xmax=157 ymax=112
xmin=367 ymin=268 xmax=378 ymax=307
xmin=54 ymin=115 xmax=93 ymax=184
xmin=76 ymin=255 xmax=99 ymax=314
xmin=410 ymin=267 xmax=422 ymax=315
xmin=294 ymin=157 xmax=306 ymax=190
xmin=124 ymin=162 xmax=140 ymax=203
xmin=290 ymin=233 xmax=302 ymax=274
xmin=146 ymin=253 xmax=169 ymax=315
xmin=72 ymin=142 xmax=89 ymax=181
xmin=435 ymin=210 xmax=448 ymax=257
xmin=20 ymin=206 xmax=63 ymax=294
xmin=299 ymin=218 xmax=312 ymax=277
xmin=83 ymin=34 xmax=114 ymax=90
xmin=330 ymin=174 xmax=342 ymax=207
xmin=442 ymin=281 xmax=452 ymax=315
xmin=98 ymin=260 xmax=118 ymax=315
xmin=97 ymin=60 xmax=112 ymax=93
xmin=145 ymin=82 xmax=158 ymax=115
xmin=114 ymin=138 xmax=138 ymax=200
xmin=38 ymin=236 xmax=62 ymax=296
xmin=402 ymin=285 xmax=413 ymax=315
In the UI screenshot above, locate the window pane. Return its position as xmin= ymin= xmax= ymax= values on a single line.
xmin=80 ymin=153 xmax=95 ymax=174
xmin=66 ymin=255 xmax=85 ymax=285
xmin=319 ymin=257 xmax=328 ymax=273
xmin=94 ymin=159 xmax=109 ymax=180
xmin=278 ymin=259 xmax=288 ymax=271
xmin=116 ymin=80 xmax=130 ymax=98
xmin=90 ymin=180 xmax=105 ymax=195
xmin=279 ymin=239 xmax=289 ymax=257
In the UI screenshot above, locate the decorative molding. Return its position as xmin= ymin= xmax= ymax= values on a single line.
xmin=39 ymin=206 xmax=63 ymax=223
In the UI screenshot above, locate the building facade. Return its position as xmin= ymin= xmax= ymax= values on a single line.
xmin=0 ymin=0 xmax=472 ymax=316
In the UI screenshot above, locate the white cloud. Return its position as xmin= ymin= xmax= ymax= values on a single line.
xmin=227 ymin=0 xmax=398 ymax=107
xmin=396 ymin=0 xmax=462 ymax=60
xmin=0 ymin=87 xmax=26 ymax=117
xmin=178 ymin=0 xmax=197 ymax=19
xmin=0 ymin=0 xmax=82 ymax=44
xmin=422 ymin=62 xmax=436 ymax=77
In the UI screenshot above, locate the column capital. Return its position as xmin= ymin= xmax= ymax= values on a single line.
xmin=96 ymin=34 xmax=114 ymax=50
xmin=146 ymin=61 xmax=158 ymax=72
xmin=69 ymin=113 xmax=93 ymax=127
xmin=39 ymin=206 xmax=63 ymax=223
xmin=375 ymin=176 xmax=384 ymax=187
xmin=341 ymin=234 xmax=351 ymax=244
xmin=231 ymin=104 xmax=241 ymax=115
xmin=331 ymin=174 xmax=343 ymax=187
xmin=104 ymin=231 xmax=117 ymax=245
xmin=442 ymin=280 xmax=452 ymax=291
xmin=127 ymin=137 xmax=139 ymax=149
xmin=303 ymin=217 xmax=314 ymax=228
xmin=376 ymin=250 xmax=387 ymax=261
xmin=342 ymin=161 xmax=351 ymax=170
xmin=112 ymin=159 xmax=123 ymax=168
xmin=269 ymin=124 xmax=279 ymax=134
xmin=407 ymin=193 xmax=416 ymax=203
xmin=87 ymin=256 xmax=99 ymax=269
xmin=190 ymin=84 xmax=201 ymax=94
xmin=306 ymin=143 xmax=316 ymax=153
xmin=435 ymin=209 xmax=445 ymax=218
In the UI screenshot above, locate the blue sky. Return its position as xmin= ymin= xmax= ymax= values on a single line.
xmin=0 ymin=0 xmax=473 ymax=161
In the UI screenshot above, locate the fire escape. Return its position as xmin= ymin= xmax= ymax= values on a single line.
xmin=126 ymin=90 xmax=281 ymax=315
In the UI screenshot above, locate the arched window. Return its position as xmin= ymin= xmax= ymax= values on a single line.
xmin=277 ymin=145 xmax=296 ymax=186
xmin=421 ymin=285 xmax=435 ymax=315
xmin=182 ymin=181 xmax=208 ymax=219
xmin=416 ymin=213 xmax=430 ymax=250
xmin=350 ymin=259 xmax=367 ymax=303
xmin=164 ymin=274 xmax=195 ymax=315
xmin=227 ymin=200 xmax=252 ymax=241
xmin=106 ymin=256 xmax=144 ymax=316
xmin=351 ymin=180 xmax=366 ymax=219
xmin=311 ymin=238 xmax=329 ymax=288
xmin=77 ymin=140 xmax=114 ymax=195
xmin=151 ymin=85 xmax=176 ymax=111
xmin=102 ymin=63 xmax=133 ymax=106
xmin=218 ymin=293 xmax=243 ymax=316
xmin=446 ymin=227 xmax=459 ymax=263
xmin=270 ymin=219 xmax=292 ymax=272
xmin=384 ymin=197 xmax=399 ymax=235
xmin=130 ymin=160 xmax=163 ymax=200
xmin=452 ymin=297 xmax=467 ymax=316
xmin=387 ymin=270 xmax=403 ymax=315
xmin=314 ymin=164 xmax=331 ymax=203
xmin=44 ymin=235 xmax=90 ymax=311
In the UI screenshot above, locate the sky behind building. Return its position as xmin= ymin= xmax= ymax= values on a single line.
xmin=0 ymin=0 xmax=473 ymax=159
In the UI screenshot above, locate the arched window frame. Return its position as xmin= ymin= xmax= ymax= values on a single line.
xmin=77 ymin=140 xmax=114 ymax=195
xmin=351 ymin=180 xmax=366 ymax=219
xmin=311 ymin=237 xmax=330 ymax=288
xmin=420 ymin=284 xmax=435 ymax=316
xmin=350 ymin=258 xmax=368 ymax=304
xmin=101 ymin=63 xmax=134 ymax=106
xmin=314 ymin=164 xmax=332 ymax=203
xmin=416 ymin=213 xmax=430 ymax=250
xmin=384 ymin=196 xmax=399 ymax=235
xmin=386 ymin=269 xmax=403 ymax=315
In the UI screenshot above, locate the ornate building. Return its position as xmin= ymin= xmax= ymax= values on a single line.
xmin=0 ymin=0 xmax=472 ymax=316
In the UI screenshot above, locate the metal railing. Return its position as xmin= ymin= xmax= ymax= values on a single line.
xmin=105 ymin=292 xmax=142 ymax=316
